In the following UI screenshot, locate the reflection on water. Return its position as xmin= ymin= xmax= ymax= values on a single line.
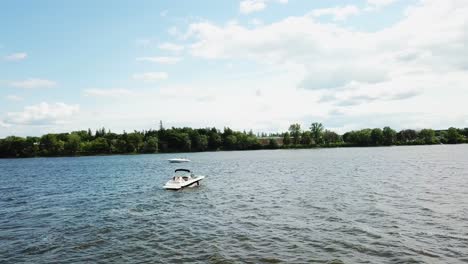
xmin=1 ymin=145 xmax=468 ymax=263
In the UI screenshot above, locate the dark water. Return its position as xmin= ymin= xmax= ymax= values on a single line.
xmin=1 ymin=145 xmax=468 ymax=263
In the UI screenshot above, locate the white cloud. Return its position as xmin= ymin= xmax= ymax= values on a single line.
xmin=168 ymin=26 xmax=180 ymax=37
xmin=318 ymin=81 xmax=422 ymax=106
xmin=3 ymin=102 xmax=79 ymax=126
xmin=0 ymin=120 xmax=12 ymax=128
xmin=9 ymin=78 xmax=57 ymax=89
xmin=132 ymin=72 xmax=168 ymax=81
xmin=159 ymin=42 xmax=184 ymax=52
xmin=83 ymin=89 xmax=136 ymax=97
xmin=249 ymin=18 xmax=264 ymax=27
xmin=366 ymin=0 xmax=398 ymax=10
xmin=239 ymin=0 xmax=288 ymax=14
xmin=135 ymin=56 xmax=181 ymax=64
xmin=178 ymin=0 xmax=468 ymax=131
xmin=4 ymin=52 xmax=27 ymax=61
xmin=187 ymin=0 xmax=468 ymax=86
xmin=3 ymin=0 xmax=467 ymax=135
xmin=240 ymin=0 xmax=267 ymax=14
xmin=310 ymin=5 xmax=360 ymax=21
xmin=5 ymin=95 xmax=23 ymax=102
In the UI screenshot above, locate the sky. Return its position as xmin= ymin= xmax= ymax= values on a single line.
xmin=1 ymin=0 xmax=467 ymax=137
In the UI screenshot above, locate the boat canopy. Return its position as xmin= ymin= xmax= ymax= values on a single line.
xmin=175 ymin=169 xmax=191 ymax=173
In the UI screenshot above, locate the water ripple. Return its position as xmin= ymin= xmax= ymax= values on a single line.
xmin=1 ymin=145 xmax=468 ymax=263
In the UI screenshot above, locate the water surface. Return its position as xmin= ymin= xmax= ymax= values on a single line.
xmin=1 ymin=145 xmax=468 ymax=263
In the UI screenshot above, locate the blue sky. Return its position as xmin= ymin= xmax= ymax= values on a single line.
xmin=1 ymin=0 xmax=467 ymax=137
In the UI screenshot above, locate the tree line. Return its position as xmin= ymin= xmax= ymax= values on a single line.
xmin=0 ymin=123 xmax=467 ymax=158
xmin=282 ymin=123 xmax=468 ymax=148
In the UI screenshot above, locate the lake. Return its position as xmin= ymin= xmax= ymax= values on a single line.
xmin=1 ymin=145 xmax=467 ymax=263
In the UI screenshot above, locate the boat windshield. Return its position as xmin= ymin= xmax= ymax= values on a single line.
xmin=174 ymin=171 xmax=191 ymax=178
xmin=172 ymin=175 xmax=187 ymax=180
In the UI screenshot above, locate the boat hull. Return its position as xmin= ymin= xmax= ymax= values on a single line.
xmin=168 ymin=159 xmax=190 ymax=163
xmin=163 ymin=176 xmax=205 ymax=190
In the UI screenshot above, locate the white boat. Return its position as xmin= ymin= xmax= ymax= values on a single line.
xmin=163 ymin=169 xmax=205 ymax=190
xmin=168 ymin=158 xmax=191 ymax=163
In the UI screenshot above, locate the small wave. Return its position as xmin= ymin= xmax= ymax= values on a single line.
xmin=73 ymin=239 xmax=105 ymax=250
xmin=21 ymin=244 xmax=59 ymax=255
xmin=2 ymin=147 xmax=468 ymax=263
xmin=207 ymin=252 xmax=236 ymax=264
xmin=258 ymin=257 xmax=282 ymax=263
xmin=408 ymin=248 xmax=440 ymax=258
xmin=326 ymin=260 xmax=345 ymax=264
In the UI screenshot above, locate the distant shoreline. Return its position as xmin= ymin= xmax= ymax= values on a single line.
xmin=1 ymin=125 xmax=467 ymax=158
xmin=0 ymin=141 xmax=466 ymax=159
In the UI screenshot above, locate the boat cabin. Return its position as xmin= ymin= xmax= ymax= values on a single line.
xmin=173 ymin=169 xmax=192 ymax=182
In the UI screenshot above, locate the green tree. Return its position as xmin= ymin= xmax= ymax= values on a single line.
xmin=235 ymin=133 xmax=249 ymax=150
xmin=23 ymin=137 xmax=40 ymax=157
xmin=40 ymin=134 xmax=64 ymax=156
xmin=358 ymin=129 xmax=373 ymax=146
xmin=301 ymin=131 xmax=313 ymax=145
xmin=447 ymin=127 xmax=462 ymax=144
xmin=224 ymin=135 xmax=238 ymax=150
xmin=344 ymin=129 xmax=372 ymax=146
xmin=95 ymin=127 xmax=106 ymax=138
xmin=283 ymin=132 xmax=291 ymax=146
xmin=198 ymin=135 xmax=209 ymax=151
xmin=289 ymin=124 xmax=301 ymax=145
xmin=382 ymin=127 xmax=396 ymax=145
xmin=268 ymin=138 xmax=279 ymax=149
xmin=6 ymin=124 xmax=467 ymax=159
xmin=370 ymin=128 xmax=383 ymax=145
xmin=65 ymin=133 xmax=81 ymax=155
xmin=71 ymin=130 xmax=93 ymax=142
xmin=208 ymin=131 xmax=222 ymax=150
xmin=438 ymin=131 xmax=448 ymax=144
xmin=419 ymin=129 xmax=435 ymax=144
xmin=462 ymin=128 xmax=468 ymax=138
xmin=0 ymin=136 xmax=26 ymax=157
xmin=88 ymin=138 xmax=109 ymax=153
xmin=236 ymin=133 xmax=260 ymax=150
xmin=323 ymin=130 xmax=340 ymax=144
xmin=397 ymin=129 xmax=418 ymax=143
xmin=142 ymin=136 xmax=159 ymax=153
xmin=310 ymin=122 xmax=324 ymax=144
xmin=127 ymin=132 xmax=144 ymax=152
xmin=114 ymin=139 xmax=128 ymax=153
xmin=190 ymin=131 xmax=209 ymax=151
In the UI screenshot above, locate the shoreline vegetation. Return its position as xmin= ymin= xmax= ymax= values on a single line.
xmin=0 ymin=122 xmax=467 ymax=158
